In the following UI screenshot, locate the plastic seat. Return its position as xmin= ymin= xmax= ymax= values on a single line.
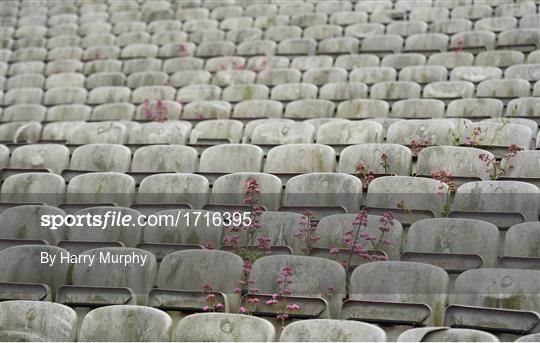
xmin=348 ymin=261 xmax=448 ymax=332
xmin=477 ymin=79 xmax=530 ymax=99
xmin=371 ymin=81 xmax=422 ymax=100
xmin=127 ymin=71 xmax=168 ymax=88
xmin=397 ymin=328 xmax=499 ymax=342
xmin=137 ymin=174 xmax=209 ymax=208
xmin=317 ymin=121 xmax=383 ymax=145
xmin=182 ymin=100 xmax=231 ymax=120
xmin=199 ymin=144 xmax=264 ymax=173
xmin=319 ymin=82 xmax=368 ymax=101
xmin=344 ymin=23 xmax=385 ymax=38
xmin=280 ymin=319 xmax=386 ymax=342
xmin=251 ymin=122 xmax=314 ymax=145
xmin=68 ymin=122 xmax=127 ymax=144
xmin=382 ymin=54 xmax=426 ymax=71
xmin=447 ymin=268 xmax=540 ymax=335
xmin=79 ymin=305 xmax=171 ymax=342
xmin=271 ymin=83 xmax=318 ymax=101
xmin=155 ymin=250 xmax=244 ymax=311
xmin=66 ymin=172 xmax=136 ymax=206
xmin=190 ymin=119 xmax=243 ymax=144
xmin=236 ymin=40 xmax=276 ymax=56
xmin=128 ymin=121 xmax=191 ymax=145
xmin=290 ymin=13 xmax=328 ymax=28
xmin=391 ymin=99 xmax=445 ymax=119
xmin=284 ymin=100 xmax=335 ymax=119
xmin=257 ymin=69 xmax=301 ymax=86
xmin=250 ymin=255 xmax=346 ymax=319
xmin=173 ymin=313 xmax=275 ymax=342
xmin=450 ymin=30 xmax=496 ymax=52
xmin=336 ymin=99 xmax=389 ymax=119
xmin=1 ymin=173 xmax=65 ymax=206
xmin=361 ymin=34 xmax=403 ymax=54
xmin=212 ymin=172 xmax=282 ymax=211
xmin=404 ymin=33 xmax=449 ymax=53
xmin=335 ymin=54 xmax=379 ymax=70
xmin=304 ymin=25 xmax=343 ymax=41
xmin=339 ymin=143 xmax=412 ymax=176
xmin=450 ymin=66 xmax=502 ymax=83
xmin=4 ymin=88 xmax=43 ymax=106
xmin=446 ymin=98 xmax=503 ymax=119
xmin=233 ymin=100 xmax=283 ymax=119
xmin=278 ymin=38 xmax=317 ymax=56
xmin=319 ymin=37 xmax=359 ymax=54
xmin=0 ymin=301 xmax=77 ymax=341
xmin=265 ymin=144 xmax=336 ymax=174
xmin=417 ymin=146 xmax=495 ymax=180
xmin=506 ymin=98 xmax=540 ymax=120
xmin=387 ymin=21 xmax=428 ymax=37
xmin=423 ymin=81 xmax=475 ymax=99
xmin=505 ymin=64 xmax=540 ymax=82
xmin=454 ymin=181 xmax=539 ymax=222
xmin=6 ymin=74 xmax=45 ymax=90
xmin=9 ymin=144 xmax=69 ymax=174
xmin=91 ymin=103 xmax=135 ymax=121
xmin=292 ymin=56 xmax=333 ymax=71
xmin=0 ymin=245 xmax=70 ymax=300
xmin=463 ymin=122 xmax=534 ymax=150
xmin=177 ymin=85 xmax=221 ymax=103
xmin=475 ymin=16 xmax=518 ymax=33
xmin=430 ymin=18 xmax=473 ymax=35
xmin=495 ymin=2 xmax=536 ymax=18
xmin=222 ymin=84 xmax=269 ymax=102
xmin=284 ymin=173 xmax=363 ymax=213
xmin=254 ymin=15 xmax=290 ymax=30
xmin=213 ymin=69 xmax=257 ymax=86
xmin=70 ymin=144 xmax=131 ymax=173
xmin=405 ymin=218 xmax=500 ymax=270
xmin=428 ymin=51 xmax=474 ymax=69
xmin=500 ymin=222 xmax=540 ymax=267
xmin=265 ymin=26 xmax=302 ymax=42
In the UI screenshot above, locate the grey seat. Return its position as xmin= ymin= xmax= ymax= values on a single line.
xmin=138 ymin=174 xmax=209 ymax=208
xmin=131 ymin=145 xmax=198 ymax=173
xmin=0 ymin=301 xmax=77 ymax=342
xmin=199 ymin=144 xmax=264 ymax=173
xmin=397 ymin=328 xmax=499 ymax=342
xmin=265 ymin=144 xmax=336 ymax=174
xmin=70 ymin=144 xmax=131 ymax=172
xmin=173 ymin=313 xmax=275 ymax=342
xmin=66 ymin=172 xmax=136 ymax=206
xmin=339 ymin=143 xmax=412 ymax=176
xmin=79 ymin=305 xmax=171 ymax=342
xmin=280 ymin=319 xmax=386 ymax=342
xmin=1 ymin=173 xmax=66 ymax=206
xmin=9 ymin=144 xmax=69 ymax=174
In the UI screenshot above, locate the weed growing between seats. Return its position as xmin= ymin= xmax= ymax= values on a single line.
xmin=295 ymin=210 xmax=319 ymax=255
xmin=202 ymin=284 xmax=225 ymax=312
xmin=479 ymin=144 xmax=521 ymax=180
xmin=431 ymin=170 xmax=456 ymax=217
xmin=354 ymin=153 xmax=391 ymax=192
xmin=265 ymin=266 xmax=301 ymax=328
xmin=142 ymin=98 xmax=169 ymax=122
xmin=329 ymin=209 xmax=392 ymax=273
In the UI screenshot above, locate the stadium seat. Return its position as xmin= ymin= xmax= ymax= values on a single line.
xmin=0 ymin=245 xmax=70 ymax=300
xmin=339 ymin=143 xmax=412 ymax=176
xmin=212 ymin=172 xmax=282 ymax=211
xmin=233 ymin=100 xmax=283 ymax=119
xmin=138 ymin=173 xmax=209 ymax=208
xmin=91 ymin=103 xmax=135 ymax=121
xmin=314 ymin=214 xmax=403 ymax=261
xmin=250 ymin=255 xmax=346 ymax=319
xmin=387 ymin=119 xmax=455 ymax=146
xmin=447 ymin=268 xmax=540 ymax=337
xmin=128 ymin=121 xmax=191 ymax=145
xmin=316 ymin=120 xmax=383 ymax=145
xmin=79 ymin=305 xmax=171 ymax=342
xmin=190 ymin=119 xmax=243 ymax=144
xmin=1 ymin=173 xmax=65 ymax=205
xmin=285 ymin=99 xmax=336 ymax=119
xmin=347 ymin=261 xmax=448 ymax=339
xmin=154 ymin=250 xmax=244 ymax=312
xmin=66 ymin=172 xmax=136 ymax=206
xmin=182 ymin=100 xmax=231 ymax=120
xmin=397 ymin=328 xmax=499 ymax=342
xmin=499 ymin=222 xmax=540 ymax=269
xmin=265 ymin=144 xmax=336 ymax=175
xmin=9 ymin=144 xmax=69 ymax=174
xmin=131 ymin=145 xmax=198 ymax=173
xmin=173 ymin=313 xmax=275 ymax=342
xmin=284 ymin=173 xmax=362 ymax=213
xmin=280 ymin=319 xmax=386 ymax=342
xmin=251 ymin=122 xmax=314 ymax=145
xmin=0 ymin=301 xmax=77 ymax=341
xmin=199 ymin=144 xmax=264 ymax=173
xmin=336 ymin=99 xmax=389 ymax=119
xmin=391 ymin=99 xmax=445 ymax=119
xmin=70 ymin=144 xmax=131 ymax=173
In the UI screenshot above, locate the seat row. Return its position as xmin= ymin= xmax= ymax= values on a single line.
xmin=3 ymin=63 xmax=540 ymax=94
xmin=2 ymin=79 xmax=539 ymax=110
xmin=1 ymin=97 xmax=539 ymax=124
xmin=5 ymin=12 xmax=540 ymax=46
xmin=2 ymin=117 xmax=538 ymax=150
xmin=1 ymin=170 xmax=538 ymax=221
xmin=3 ymin=51 xmax=539 ymax=80
xmin=1 ymin=248 xmax=539 ymax=340
xmin=3 ymin=1 xmax=540 ymax=30
xmin=4 ymin=29 xmax=540 ymax=63
xmin=2 ymin=203 xmax=538 ymax=266
xmin=8 ymin=303 xmax=533 ymax=343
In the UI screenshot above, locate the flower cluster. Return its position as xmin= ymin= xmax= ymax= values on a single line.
xmin=222 ymin=178 xmax=269 ymax=256
xmin=355 ymin=162 xmax=375 ymax=192
xmin=411 ymin=139 xmax=430 ymax=155
xmin=142 ymin=98 xmax=168 ymax=122
xmin=294 ymin=210 xmax=320 ymax=255
xmin=431 ymin=170 xmax=456 ymax=217
xmin=464 ymin=126 xmax=483 ymax=147
xmin=237 ymin=261 xmax=260 ymax=315
xmin=331 ymin=210 xmax=392 ymax=271
xmin=202 ymin=284 xmax=224 ymax=312
xmin=479 ymin=144 xmax=520 ymax=180
xmin=380 ymin=153 xmax=390 ymax=174
xmin=265 ymin=266 xmax=301 ymax=326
